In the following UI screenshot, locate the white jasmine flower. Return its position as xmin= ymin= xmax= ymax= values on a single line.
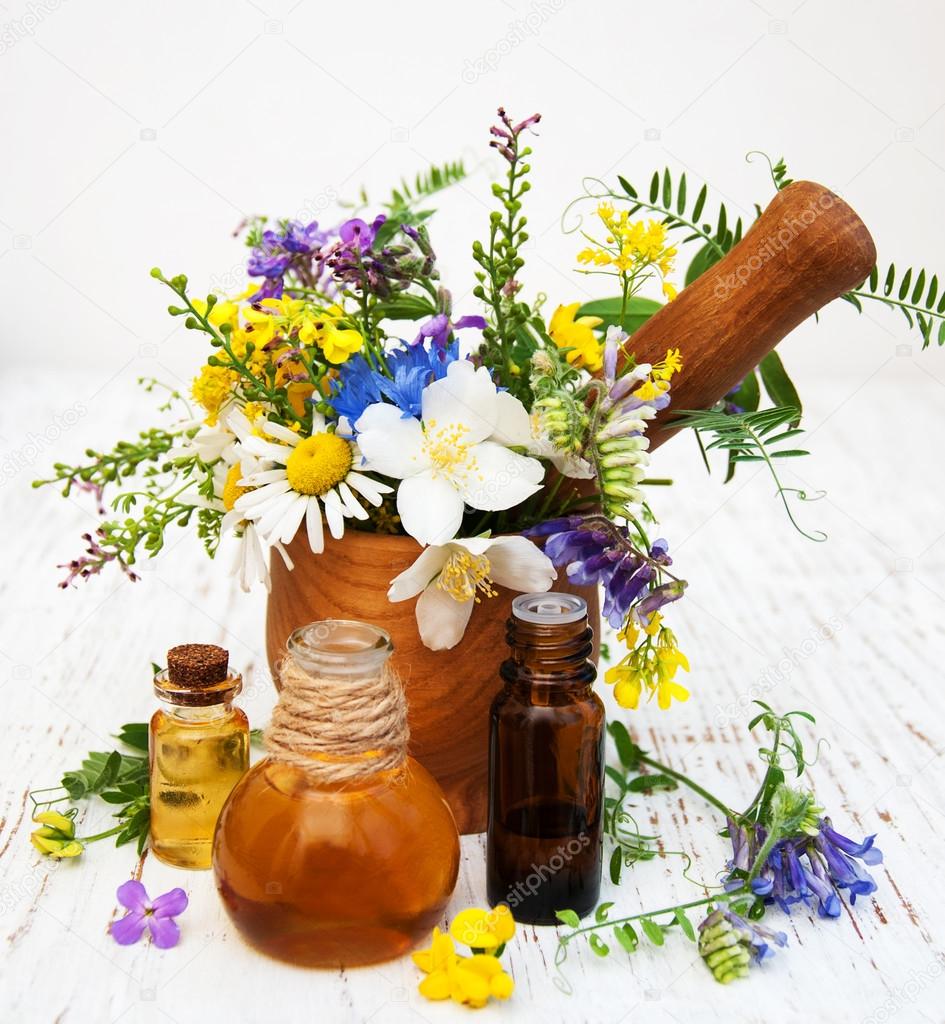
xmin=388 ymin=535 xmax=557 ymax=650
xmin=355 ymin=360 xmax=545 ymax=546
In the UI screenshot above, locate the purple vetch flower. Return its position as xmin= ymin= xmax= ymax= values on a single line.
xmin=489 ymin=107 xmax=541 ymax=163
xmin=411 ymin=312 xmax=486 ymax=349
xmin=338 ymin=215 xmax=386 ymax=251
xmin=110 ymin=880 xmax=188 ymax=949
xmin=247 ymin=219 xmax=332 ymax=299
xmin=725 ymin=808 xmax=882 ymax=921
xmin=529 ymin=519 xmax=683 ymax=629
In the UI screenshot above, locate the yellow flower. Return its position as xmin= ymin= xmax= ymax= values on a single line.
xmin=242 ymin=299 xmax=283 ymax=347
xmin=191 ymin=364 xmax=238 ymax=425
xmin=296 ymin=304 xmax=363 ymax=365
xmin=605 ymin=661 xmax=643 ymax=709
xmin=191 ymin=296 xmax=240 ymax=333
xmin=548 ymin=303 xmax=603 ymax=372
xmin=413 ymin=927 xmax=514 ymax=1008
xmin=652 ymin=348 xmax=682 ymax=382
xmin=450 ymin=904 xmax=516 ymax=951
xmin=30 ymin=810 xmax=83 ymax=859
xmin=662 ymin=280 xmax=678 ymax=302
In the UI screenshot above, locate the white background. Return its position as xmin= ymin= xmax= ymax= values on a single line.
xmin=2 ymin=1 xmax=945 ymax=1022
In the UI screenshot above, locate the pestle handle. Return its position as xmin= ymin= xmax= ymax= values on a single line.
xmin=622 ymin=180 xmax=877 ymax=448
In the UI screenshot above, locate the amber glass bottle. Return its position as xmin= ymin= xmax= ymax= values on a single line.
xmin=212 ymin=620 xmax=460 ymax=968
xmin=149 ymin=644 xmax=249 ymax=870
xmin=487 ymin=593 xmax=604 ymax=924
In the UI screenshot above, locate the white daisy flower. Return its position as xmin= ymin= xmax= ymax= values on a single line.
xmin=234 ymin=414 xmax=393 ymax=554
xmin=387 ymin=535 xmax=557 ymax=650
xmin=355 ymin=359 xmax=545 ymax=547
xmin=211 ymin=441 xmax=293 ymax=593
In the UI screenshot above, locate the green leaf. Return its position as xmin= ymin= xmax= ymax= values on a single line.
xmin=640 ymin=918 xmax=665 ymax=946
xmin=692 ymin=183 xmax=708 ymax=223
xmin=605 ymin=765 xmax=627 ymax=793
xmin=609 ymin=846 xmax=623 ymax=885
xmin=116 ymin=723 xmax=149 ymax=753
xmin=614 ymin=923 xmax=639 ymax=953
xmin=626 ymin=773 xmax=677 ymax=793
xmin=555 ymin=909 xmax=581 ymax=929
xmin=608 ymin=720 xmax=639 ymax=768
xmin=727 ymin=369 xmax=760 ymax=413
xmin=674 ymin=908 xmax=696 ymax=942
xmin=575 ymin=296 xmax=662 ymax=335
xmin=595 ymin=901 xmax=615 ymax=924
xmin=758 ymin=352 xmax=802 ymax=420
xmin=589 ymin=933 xmax=610 ymax=957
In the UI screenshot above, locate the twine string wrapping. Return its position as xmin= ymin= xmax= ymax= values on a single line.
xmin=265 ymin=654 xmax=410 ymax=784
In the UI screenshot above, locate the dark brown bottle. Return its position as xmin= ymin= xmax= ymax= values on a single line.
xmin=486 ymin=593 xmax=605 ymax=925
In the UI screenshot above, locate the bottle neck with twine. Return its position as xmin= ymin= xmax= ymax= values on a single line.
xmin=265 ymin=620 xmax=409 ymax=785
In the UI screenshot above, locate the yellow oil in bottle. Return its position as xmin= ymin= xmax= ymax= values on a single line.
xmin=149 ymin=644 xmax=249 ymax=870
xmin=150 ymin=705 xmax=249 ymax=869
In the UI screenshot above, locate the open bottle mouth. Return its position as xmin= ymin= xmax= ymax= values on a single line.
xmin=286 ymin=619 xmax=394 ymax=678
xmin=512 ymin=592 xmax=588 ymax=625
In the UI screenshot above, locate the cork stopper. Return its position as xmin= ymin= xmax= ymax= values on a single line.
xmin=167 ymin=644 xmax=229 ymax=686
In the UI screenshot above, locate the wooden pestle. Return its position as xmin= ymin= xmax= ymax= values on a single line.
xmin=621 ymin=180 xmax=877 ymax=447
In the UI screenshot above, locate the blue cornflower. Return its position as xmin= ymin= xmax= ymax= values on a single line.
xmin=329 ymin=354 xmax=383 ymax=426
xmin=328 ymin=341 xmax=465 ymax=427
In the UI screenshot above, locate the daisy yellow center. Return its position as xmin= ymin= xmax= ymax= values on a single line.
xmin=222 ymin=464 xmax=252 ymax=511
xmin=285 ymin=433 xmax=352 ymax=496
xmin=422 ymin=419 xmax=476 ymax=480
xmin=436 ymin=551 xmax=497 ymax=603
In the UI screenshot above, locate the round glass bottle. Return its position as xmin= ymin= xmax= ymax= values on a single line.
xmin=486 ymin=593 xmax=605 ymax=924
xmin=150 ymin=644 xmax=249 ymax=870
xmin=213 ymin=620 xmax=460 ymax=968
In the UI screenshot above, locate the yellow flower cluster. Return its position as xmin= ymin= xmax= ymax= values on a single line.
xmin=604 ymin=613 xmax=690 ymax=710
xmin=547 ymin=302 xmax=604 ymax=371
xmin=413 ymin=905 xmax=516 ymax=1009
xmin=632 ymin=347 xmax=683 ymax=402
xmin=188 ymin=287 xmax=365 ymax=425
xmin=31 ymin=810 xmax=83 ymax=859
xmin=191 ymin=364 xmax=238 ymax=426
xmin=577 ymin=203 xmax=678 ymax=301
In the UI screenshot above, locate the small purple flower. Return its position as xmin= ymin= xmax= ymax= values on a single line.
xmin=110 ymin=880 xmax=188 ymax=949
xmin=338 ymin=214 xmax=386 ymax=251
xmin=531 ymin=519 xmax=682 ymax=630
xmin=725 ymin=810 xmax=882 ymax=921
xmin=246 ymin=219 xmax=331 ymax=299
xmin=411 ymin=312 xmax=486 ymax=349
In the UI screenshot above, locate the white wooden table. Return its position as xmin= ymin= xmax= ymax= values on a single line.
xmin=2 ymin=346 xmax=944 ymax=1024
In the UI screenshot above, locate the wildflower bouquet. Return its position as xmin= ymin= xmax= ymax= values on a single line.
xmin=36 ymin=107 xmax=944 ymax=715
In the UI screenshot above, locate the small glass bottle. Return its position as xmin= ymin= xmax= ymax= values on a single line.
xmin=213 ymin=620 xmax=460 ymax=968
xmin=487 ymin=593 xmax=605 ymax=924
xmin=149 ymin=644 xmax=249 ymax=870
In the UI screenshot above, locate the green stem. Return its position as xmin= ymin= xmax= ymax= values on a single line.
xmin=78 ymin=824 xmax=126 ymax=844
xmin=637 ymin=753 xmax=737 ymax=821
xmin=562 ymin=890 xmax=746 ymax=942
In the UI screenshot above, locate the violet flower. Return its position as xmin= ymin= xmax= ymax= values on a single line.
xmin=727 ymin=810 xmax=882 ymax=919
xmin=247 ymin=219 xmax=331 ymax=299
xmin=530 ymin=518 xmax=682 ymax=628
xmin=110 ymin=880 xmax=188 ymax=949
xmin=411 ymin=312 xmax=486 ymax=349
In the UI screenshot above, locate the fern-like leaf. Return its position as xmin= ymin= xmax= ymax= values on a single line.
xmin=844 ymin=262 xmax=945 ymax=347
xmin=671 ymin=406 xmax=825 ymax=542
xmin=387 ymin=159 xmax=467 ymax=210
